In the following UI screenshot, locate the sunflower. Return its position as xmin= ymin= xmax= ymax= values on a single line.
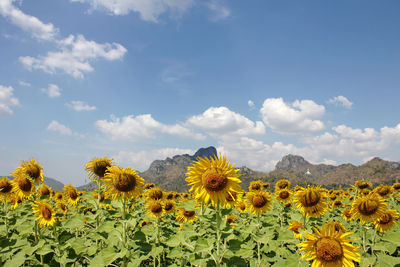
xmin=146 ymin=187 xmax=165 ymax=201
xmin=11 ymin=173 xmax=35 ymax=199
xmin=392 ymin=182 xmax=400 ymax=192
xmin=226 ymin=215 xmax=238 ymax=228
xmin=9 ymin=195 xmax=23 ymax=209
xmin=355 ymin=180 xmax=372 ymax=190
xmin=92 ymin=191 xmax=105 ymax=203
xmin=0 ymin=177 xmax=13 ymax=201
xmin=332 ymin=200 xmax=343 ymax=209
xmin=140 ymin=220 xmax=150 ymax=227
xmin=249 ymin=180 xmax=264 ymax=192
xmin=262 ymin=183 xmax=270 ymax=190
xmin=293 ymin=186 xmax=328 ymax=218
xmin=32 ymin=200 xmax=56 ymax=227
xmin=176 ymin=208 xmax=197 ymax=224
xmin=11 ymin=158 xmax=43 ymax=185
xmin=57 ymin=202 xmax=68 ymax=215
xmin=325 ymin=221 xmax=346 ymax=235
xmin=85 ymin=157 xmax=114 ymax=181
xmin=236 ymin=201 xmax=247 ymax=213
xmin=103 ymin=165 xmax=144 ymax=200
xmin=350 ymin=193 xmax=387 ymax=224
xmin=246 ymin=191 xmax=273 ymax=215
xmin=38 ymin=184 xmax=51 ymax=198
xmin=144 ymin=183 xmax=155 ymax=190
xmin=146 ymin=200 xmax=164 ymax=219
xmin=342 ymin=208 xmax=353 ymax=221
xmin=163 ymin=199 xmax=176 ymax=214
xmin=54 ymin=191 xmax=64 ymax=202
xmin=276 ymin=189 xmax=292 ymax=203
xmin=359 ymin=189 xmax=371 ymax=197
xmin=374 ymin=209 xmax=399 ymax=232
xmin=64 ymin=184 xmax=79 ymax=206
xmin=275 ymin=179 xmax=291 ymax=191
xmin=298 ymin=222 xmax=361 ymax=267
xmin=165 ymin=191 xmax=175 ymax=200
xmin=185 ymin=155 xmax=242 ymax=207
xmin=224 ymin=190 xmax=242 ymax=208
xmin=373 ymin=185 xmax=392 ymax=198
xmin=288 ymin=221 xmax=304 ymax=239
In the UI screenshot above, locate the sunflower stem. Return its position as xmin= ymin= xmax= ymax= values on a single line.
xmin=215 ymin=202 xmax=222 ymax=267
xmin=3 ymin=202 xmax=8 ymax=237
xmin=371 ymin=227 xmax=378 ymax=255
xmin=362 ymin=225 xmax=367 ymax=253
xmin=122 ymin=195 xmax=127 ymax=267
xmin=257 ymin=213 xmax=262 ymax=267
xmin=96 ymin=178 xmax=101 ymax=250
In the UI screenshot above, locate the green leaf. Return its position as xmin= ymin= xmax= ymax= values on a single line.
xmin=193 ymin=238 xmax=211 ymax=253
xmin=63 ymin=214 xmax=85 ymax=229
xmin=3 ymin=250 xmax=25 ymax=267
xmin=89 ymin=246 xmax=120 ymax=267
xmin=234 ymin=248 xmax=254 ymax=258
xmin=67 ymin=237 xmax=88 ymax=255
xmin=377 ymin=253 xmax=400 ymax=267
xmin=36 ymin=244 xmax=54 ymax=256
xmin=359 ymin=255 xmax=376 ymax=267
xmin=97 ymin=220 xmax=115 ymax=233
xmin=381 ymin=231 xmax=400 ymax=246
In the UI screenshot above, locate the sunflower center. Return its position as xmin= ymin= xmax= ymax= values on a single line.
xmin=94 ymin=161 xmax=112 ymax=177
xmin=39 ymin=186 xmax=50 ymax=196
xmin=113 ymin=173 xmax=136 ymax=192
xmin=151 ymin=203 xmax=163 ymax=214
xmin=18 ymin=177 xmax=32 ymax=192
xmin=253 ymin=195 xmax=267 ymax=208
xmin=277 ymin=181 xmax=289 ymax=189
xmin=378 ymin=187 xmax=389 ymax=196
xmin=238 ymin=203 xmax=246 ymax=211
xmin=251 ymin=184 xmax=261 ymax=191
xmin=59 ymin=203 xmax=67 ymax=211
xmin=164 ymin=202 xmax=173 ymax=211
xmin=40 ymin=205 xmax=52 ymax=220
xmin=151 ymin=189 xmax=163 ymax=200
xmin=184 ymin=210 xmax=195 ymax=217
xmin=379 ymin=214 xmax=392 ymax=224
xmin=226 ymin=192 xmax=236 ymax=202
xmin=26 ymin=165 xmax=41 ymax=180
xmin=56 ymin=193 xmax=63 ymax=200
xmin=316 ymin=238 xmax=343 ymax=262
xmin=141 ymin=221 xmax=148 ymax=227
xmin=227 ymin=216 xmax=236 ymax=223
xmin=202 ymin=170 xmax=228 ymax=192
xmin=302 ymin=190 xmax=321 ymax=207
xmin=393 ymin=184 xmax=400 ymax=190
xmin=0 ymin=180 xmax=12 ymax=194
xmin=279 ymin=190 xmax=289 ymax=199
xmin=167 ymin=193 xmax=174 ymax=200
xmin=358 ymin=199 xmax=379 ymax=216
xmin=68 ymin=190 xmax=78 ymax=200
xmin=358 ymin=183 xmax=370 ymax=189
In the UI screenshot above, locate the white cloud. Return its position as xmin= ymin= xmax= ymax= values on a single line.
xmin=187 ymin=106 xmax=266 ymax=137
xmin=160 ymin=61 xmax=192 ymax=84
xmin=248 ymin=100 xmax=254 ymax=108
xmin=95 ymin=114 xmax=205 ymax=141
xmin=328 ymin=95 xmax=353 ymax=109
xmin=47 ymin=120 xmax=84 ymax=138
xmin=114 ymin=148 xmax=195 ymax=171
xmin=20 ymin=34 xmax=127 ymax=78
xmin=0 ymin=0 xmax=58 ymax=41
xmin=260 ymin=97 xmax=325 ymax=135
xmin=71 ymin=0 xmax=194 ymax=22
xmin=333 ymin=125 xmax=378 ymax=142
xmin=66 ymin=100 xmax=96 ymax=111
xmin=0 ymin=85 xmax=19 ymax=117
xmin=41 ymin=84 xmax=61 ymax=98
xmin=18 ymin=81 xmax=31 ymax=87
xmin=205 ymin=0 xmax=230 ymax=21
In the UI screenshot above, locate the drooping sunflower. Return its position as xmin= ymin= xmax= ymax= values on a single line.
xmin=246 ymin=191 xmax=273 ymax=215
xmin=275 ymin=179 xmax=291 ymax=191
xmin=276 ymin=189 xmax=292 ymax=203
xmin=0 ymin=177 xmax=13 ymax=201
xmin=374 ymin=209 xmax=399 ymax=232
xmin=249 ymin=180 xmax=264 ymax=192
xmin=224 ymin=190 xmax=242 ymax=208
xmin=350 ymin=193 xmax=387 ymax=224
xmin=12 ymin=158 xmax=44 ymax=185
xmin=163 ymin=199 xmax=176 ymax=215
xmin=85 ymin=157 xmax=114 ymax=181
xmin=103 ymin=165 xmax=144 ymax=200
xmin=64 ymin=184 xmax=79 ymax=205
xmin=298 ymin=222 xmax=361 ymax=267
xmin=185 ymin=155 xmax=242 ymax=207
xmin=38 ymin=184 xmax=52 ymax=198
xmin=32 ymin=200 xmax=56 ymax=227
xmin=342 ymin=208 xmax=353 ymax=221
xmin=11 ymin=173 xmax=35 ymax=199
xmin=325 ymin=221 xmax=346 ymax=235
xmin=373 ymin=185 xmax=392 ymax=198
xmin=288 ymin=221 xmax=304 ymax=239
xmin=146 ymin=187 xmax=165 ymax=201
xmin=176 ymin=208 xmax=197 ymax=224
xmin=145 ymin=200 xmax=164 ymax=219
xmin=293 ymin=186 xmax=328 ymax=218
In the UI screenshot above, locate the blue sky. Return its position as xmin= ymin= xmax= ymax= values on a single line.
xmin=1 ymin=0 xmax=400 ymax=186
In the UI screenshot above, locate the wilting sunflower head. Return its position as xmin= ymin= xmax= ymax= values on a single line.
xmin=32 ymin=200 xmax=56 ymax=227
xmin=176 ymin=208 xmax=197 ymax=224
xmin=246 ymin=191 xmax=273 ymax=215
xmin=249 ymin=180 xmax=264 ymax=192
xmin=12 ymin=158 xmax=43 ymax=185
xmin=85 ymin=157 xmax=114 ymax=180
xmin=11 ymin=173 xmax=35 ymax=200
xmin=185 ymin=155 xmax=242 ymax=207
xmin=276 ymin=189 xmax=292 ymax=203
xmin=298 ymin=222 xmax=361 ymax=267
xmin=103 ymin=165 xmax=144 ymax=200
xmin=373 ymin=185 xmax=392 ymax=198
xmin=38 ymin=184 xmax=51 ymax=197
xmin=374 ymin=209 xmax=399 ymax=232
xmin=146 ymin=187 xmax=165 ymax=201
xmin=288 ymin=221 xmax=304 ymax=239
xmin=145 ymin=200 xmax=164 ymax=219
xmin=275 ymin=179 xmax=291 ymax=191
xmin=0 ymin=177 xmax=13 ymax=200
xmin=64 ymin=184 xmax=79 ymax=206
xmin=355 ymin=180 xmax=372 ymax=190
xmin=350 ymin=193 xmax=387 ymax=224
xmin=342 ymin=208 xmax=353 ymax=221
xmin=326 ymin=221 xmax=346 ymax=235
xmin=293 ymin=186 xmax=328 ymax=218
xmin=163 ymin=200 xmax=176 ymax=214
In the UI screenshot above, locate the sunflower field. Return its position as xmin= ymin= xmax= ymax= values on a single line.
xmin=1 ymin=156 xmax=400 ymax=267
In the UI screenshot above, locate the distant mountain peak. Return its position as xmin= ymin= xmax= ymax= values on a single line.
xmin=275 ymin=154 xmax=311 ymax=171
xmin=193 ymin=146 xmax=217 ymax=159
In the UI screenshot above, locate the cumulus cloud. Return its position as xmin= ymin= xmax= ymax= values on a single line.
xmin=114 ymin=148 xmax=195 ymax=171
xmin=95 ymin=114 xmax=205 ymax=141
xmin=47 ymin=120 xmax=84 ymax=138
xmin=0 ymin=0 xmax=58 ymax=40
xmin=71 ymin=0 xmax=194 ymax=22
xmin=66 ymin=100 xmax=96 ymax=111
xmin=328 ymin=95 xmax=353 ymax=109
xmin=0 ymin=85 xmax=19 ymax=117
xmin=20 ymin=34 xmax=127 ymax=78
xmin=41 ymin=84 xmax=61 ymax=98
xmin=260 ymin=98 xmax=325 ymax=135
xmin=205 ymin=0 xmax=230 ymax=21
xmin=187 ymin=106 xmax=265 ymax=137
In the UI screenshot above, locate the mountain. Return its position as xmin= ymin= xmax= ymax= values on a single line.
xmin=3 ymin=176 xmax=64 ymax=191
